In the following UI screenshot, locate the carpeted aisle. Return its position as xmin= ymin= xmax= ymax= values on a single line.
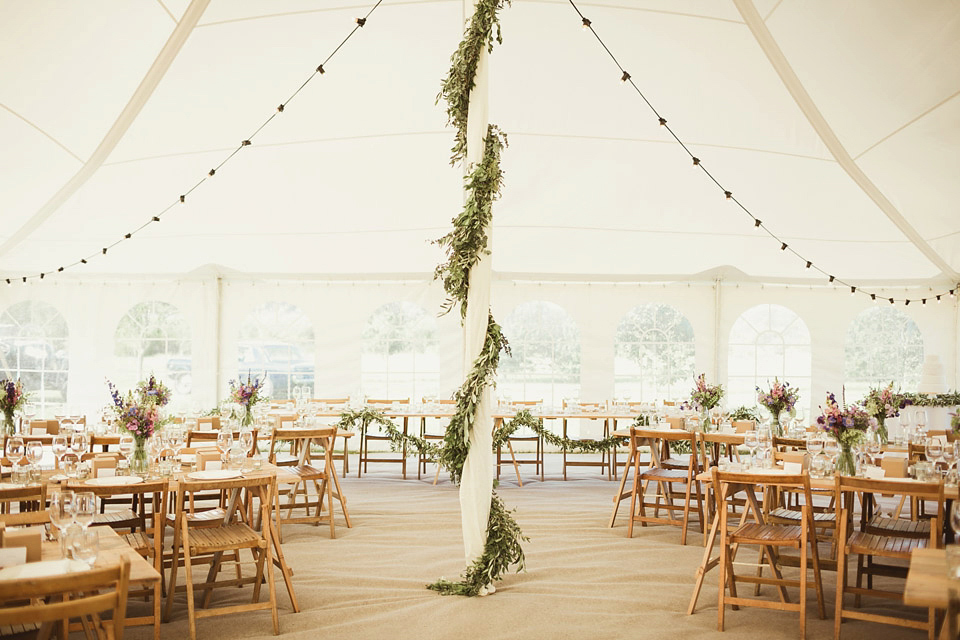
xmin=135 ymin=458 xmax=926 ymax=640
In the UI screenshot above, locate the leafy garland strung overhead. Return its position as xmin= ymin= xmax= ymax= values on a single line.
xmin=902 ymin=391 xmax=960 ymax=408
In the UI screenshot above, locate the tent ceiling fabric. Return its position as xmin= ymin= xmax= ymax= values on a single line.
xmin=0 ymin=0 xmax=958 ymax=284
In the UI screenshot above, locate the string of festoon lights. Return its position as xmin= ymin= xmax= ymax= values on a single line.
xmin=568 ymin=0 xmax=958 ymax=307
xmin=3 ymin=1 xmax=383 ymax=287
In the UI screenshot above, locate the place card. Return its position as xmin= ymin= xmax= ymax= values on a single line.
xmin=1 ymin=527 xmax=43 ymax=562
xmin=864 ymin=466 xmax=886 ymax=479
xmin=783 ymin=461 xmax=803 ymax=474
xmin=0 ymin=547 xmax=26 ymax=569
xmin=881 ymin=456 xmax=908 ymax=478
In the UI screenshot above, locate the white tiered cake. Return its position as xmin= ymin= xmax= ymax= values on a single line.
xmin=918 ymin=354 xmax=947 ymax=394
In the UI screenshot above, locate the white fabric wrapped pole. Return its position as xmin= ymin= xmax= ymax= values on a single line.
xmin=458 ymin=5 xmax=494 ymax=589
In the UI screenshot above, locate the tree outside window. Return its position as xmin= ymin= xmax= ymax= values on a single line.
xmin=614 ymin=303 xmax=695 ymax=403
xmin=0 ymin=301 xmax=69 ymax=414
xmin=237 ymin=302 xmax=315 ymax=400
xmin=845 ymin=306 xmax=923 ymax=401
xmin=361 ymin=301 xmax=439 ymax=400
xmin=498 ymin=301 xmax=580 ymax=408
xmin=115 ymin=301 xmax=191 ymax=406
xmin=728 ymin=304 xmax=812 ymax=418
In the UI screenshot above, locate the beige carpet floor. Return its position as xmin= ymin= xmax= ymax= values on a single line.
xmin=129 ymin=456 xmax=932 ymax=640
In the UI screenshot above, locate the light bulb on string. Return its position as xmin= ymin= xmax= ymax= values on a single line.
xmin=582 ymin=17 xmax=591 ymax=30
xmin=780 ymin=243 xmax=788 ymax=251
xmin=658 ymin=118 xmax=667 ymax=128
xmin=850 ymin=286 xmax=856 ymax=296
xmin=620 ymin=71 xmax=631 ymax=84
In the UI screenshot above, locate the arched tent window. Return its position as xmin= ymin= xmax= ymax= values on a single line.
xmin=237 ymin=302 xmax=315 ymax=400
xmin=728 ymin=304 xmax=812 ymax=416
xmin=114 ymin=301 xmax=191 ymax=404
xmin=614 ymin=303 xmax=695 ymax=402
xmin=499 ymin=301 xmax=580 ymax=407
xmin=845 ymin=307 xmax=923 ymax=399
xmin=0 ymin=301 xmax=69 ymax=414
xmin=361 ymin=301 xmax=439 ymax=399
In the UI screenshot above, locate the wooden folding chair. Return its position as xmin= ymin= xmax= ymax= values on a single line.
xmin=627 ymin=428 xmax=703 ymax=544
xmin=561 ymin=400 xmax=611 ymax=481
xmin=0 ymin=483 xmax=46 ymax=516
xmin=715 ymin=469 xmax=825 ymax=639
xmin=358 ymin=398 xmax=410 ymax=477
xmin=495 ymin=400 xmax=544 ymax=486
xmin=419 ymin=398 xmax=455 ymax=482
xmin=834 ymin=475 xmax=942 ymax=640
xmin=165 ymin=475 xmax=279 ymax=640
xmin=66 ymin=478 xmax=168 ymax=639
xmin=0 ymin=557 xmax=130 ymax=640
xmin=269 ymin=426 xmax=350 ymax=540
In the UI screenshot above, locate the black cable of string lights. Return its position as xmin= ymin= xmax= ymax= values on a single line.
xmin=569 ymin=0 xmax=957 ymax=307
xmin=3 ymin=1 xmax=383 ymax=287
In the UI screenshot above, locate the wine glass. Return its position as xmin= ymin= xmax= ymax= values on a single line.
xmin=865 ymin=432 xmax=882 ymax=467
xmin=743 ymin=431 xmax=759 ymax=468
xmin=70 ymin=432 xmax=87 ymax=457
xmin=926 ymin=438 xmax=944 ymax=468
xmin=941 ymin=443 xmax=956 ymax=472
xmin=6 ymin=436 xmax=24 ymax=464
xmin=48 ymin=490 xmax=76 ymax=557
xmin=73 ymin=491 xmax=96 ymax=529
xmin=25 ymin=440 xmax=42 ymax=472
xmin=239 ymin=429 xmax=254 ymax=457
xmin=900 ymin=411 xmax=914 ymax=443
xmin=217 ymin=431 xmax=234 ymax=464
xmin=823 ymin=438 xmax=839 ymax=463
xmin=52 ymin=435 xmax=68 ymax=469
xmin=917 ymin=410 xmax=928 ymax=433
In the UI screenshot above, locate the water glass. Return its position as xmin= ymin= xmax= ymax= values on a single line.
xmin=48 ymin=491 xmax=76 ymax=557
xmin=69 ymin=528 xmax=99 ymax=568
xmin=73 ymin=492 xmax=96 ymax=529
xmin=743 ymin=431 xmax=759 ymax=468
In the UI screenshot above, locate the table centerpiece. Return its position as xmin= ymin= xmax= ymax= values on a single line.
xmin=107 ymin=375 xmax=170 ymax=476
xmin=862 ymin=382 xmax=905 ymax=445
xmin=229 ymin=373 xmax=266 ymax=428
xmin=756 ymin=378 xmax=799 ymax=437
xmin=817 ymin=391 xmax=874 ymax=476
xmin=0 ymin=379 xmax=26 ymax=436
xmin=690 ymin=373 xmax=724 ymax=432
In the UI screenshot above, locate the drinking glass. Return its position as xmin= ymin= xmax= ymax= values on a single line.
xmin=70 ymin=432 xmax=87 ymax=457
xmin=743 ymin=431 xmax=759 ymax=468
xmin=917 ymin=410 xmax=928 ymax=433
xmin=70 ymin=529 xmax=99 ymax=568
xmin=51 ymin=435 xmax=68 ymax=469
xmin=807 ymin=434 xmax=823 ymax=456
xmin=926 ymin=438 xmax=944 ymax=468
xmin=942 ymin=444 xmax=956 ymax=472
xmin=239 ymin=429 xmax=254 ymax=456
xmin=6 ymin=436 xmax=24 ymax=463
xmin=73 ymin=491 xmax=96 ymax=529
xmin=865 ymin=432 xmax=882 ymax=467
xmin=48 ymin=490 xmax=76 ymax=557
xmin=217 ymin=431 xmax=234 ymax=463
xmin=823 ymin=438 xmax=839 ymax=462
xmin=25 ymin=440 xmax=42 ymax=470
xmin=118 ymin=434 xmax=134 ymax=462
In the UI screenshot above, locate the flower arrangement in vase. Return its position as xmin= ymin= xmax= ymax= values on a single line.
xmin=756 ymin=378 xmax=799 ymax=437
xmin=690 ymin=373 xmax=724 ymax=431
xmin=229 ymin=373 xmax=266 ymax=428
xmin=862 ymin=382 xmax=904 ymax=445
xmin=0 ymin=379 xmax=27 ymax=436
xmin=817 ymin=392 xmax=875 ymax=476
xmin=107 ymin=376 xmax=170 ymax=475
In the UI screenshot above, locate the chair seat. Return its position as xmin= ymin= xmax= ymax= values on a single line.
xmin=768 ymin=507 xmax=836 ymax=524
xmin=285 ymin=464 xmax=324 ymax=481
xmin=846 ymin=531 xmax=929 ymax=558
xmin=166 ymin=507 xmax=226 ymax=527
xmin=273 ymin=453 xmax=298 ymax=467
xmin=865 ymin=514 xmax=930 ymax=538
xmin=731 ymin=522 xmax=803 ymax=546
xmin=121 ymin=531 xmax=151 ymax=556
xmin=639 ymin=468 xmax=691 ymax=482
xmin=94 ymin=508 xmax=137 ymax=528
xmin=188 ymin=522 xmax=263 ymax=553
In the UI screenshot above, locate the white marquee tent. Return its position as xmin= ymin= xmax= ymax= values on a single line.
xmin=0 ymin=0 xmax=958 ymax=421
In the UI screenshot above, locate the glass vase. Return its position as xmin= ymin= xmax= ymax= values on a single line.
xmin=876 ymin=416 xmax=888 ymax=445
xmin=131 ymin=439 xmax=150 ymax=477
xmin=239 ymin=404 xmax=254 ymax=428
xmin=770 ymin=409 xmax=782 ymax=437
xmin=835 ymin=441 xmax=856 ymax=476
xmin=2 ymin=409 xmax=14 ymax=437
xmin=700 ymin=407 xmax=711 ymax=433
